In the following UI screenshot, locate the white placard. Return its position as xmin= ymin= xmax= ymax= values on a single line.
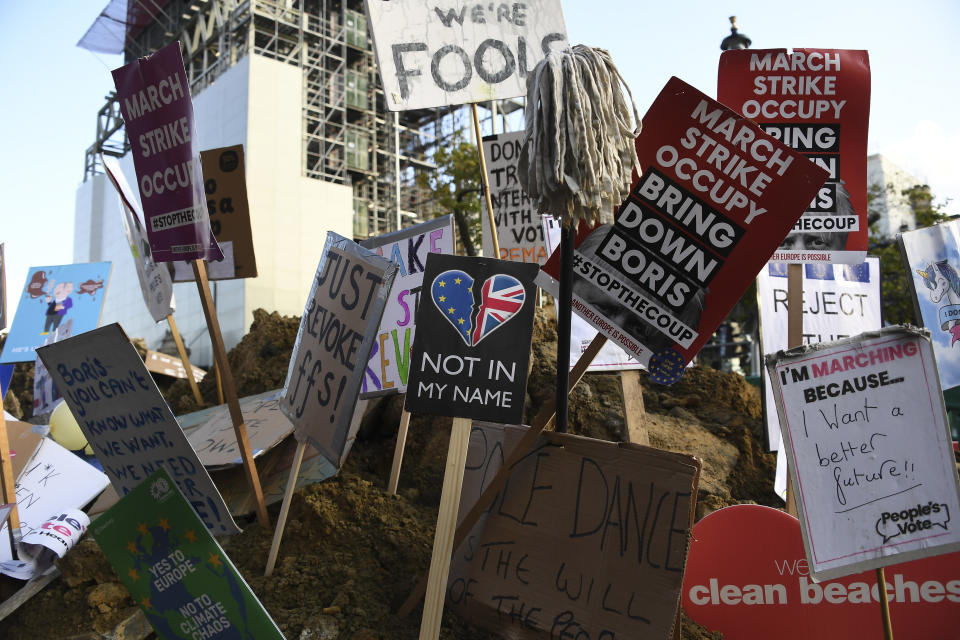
xmin=767 ymin=327 xmax=960 ymax=581
xmin=365 ymin=0 xmax=568 ymax=110
xmin=173 ymin=240 xmax=235 ymax=280
xmin=185 ymin=390 xmax=293 ymax=468
xmin=758 ymin=260 xmax=881 ymax=450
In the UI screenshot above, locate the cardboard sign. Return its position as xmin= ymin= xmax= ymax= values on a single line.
xmin=683 ymin=504 xmax=960 ymax=639
xmin=365 ymin=0 xmax=568 ymax=110
xmin=449 ymin=423 xmax=701 ymax=639
xmin=144 ymin=350 xmax=206 ymax=382
xmin=0 ymin=262 xmax=112 ymax=364
xmin=538 ymin=77 xmax=828 ymax=382
xmin=102 ymin=155 xmax=176 ymax=323
xmin=38 ymin=324 xmax=239 ymax=535
xmin=719 ymin=49 xmax=871 ymax=264
xmin=4 ymin=419 xmax=43 ymax=480
xmin=171 ymin=145 xmax=257 ymax=282
xmin=481 ymin=132 xmax=551 ymax=264
xmin=0 ymin=438 xmax=109 ymax=569
xmin=184 ymin=390 xmax=293 ymax=468
xmin=282 ymin=233 xmax=396 ymax=466
xmin=899 ymin=220 xmax=960 ymax=390
xmin=405 ymin=254 xmax=537 ymax=423
xmin=359 ymin=216 xmax=456 ymax=396
xmin=767 ymin=327 xmax=960 ymax=580
xmin=112 ymin=41 xmax=222 ymax=264
xmin=92 ymin=468 xmax=285 ymax=640
xmin=32 ymin=319 xmax=73 ymax=415
xmin=758 ymin=259 xmax=881 ymax=450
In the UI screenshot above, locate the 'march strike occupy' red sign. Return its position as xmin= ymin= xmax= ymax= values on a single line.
xmin=719 ymin=49 xmax=870 ymax=265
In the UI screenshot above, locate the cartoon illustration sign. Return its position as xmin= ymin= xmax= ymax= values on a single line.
xmin=112 ymin=41 xmax=222 ymax=264
xmin=365 ymin=0 xmax=568 ymax=110
xmin=91 ymin=468 xmax=285 ymax=640
xmin=538 ymin=77 xmax=828 ymax=382
xmin=359 ymin=215 xmax=456 ymax=396
xmin=767 ymin=327 xmax=960 ymax=581
xmin=0 ymin=262 xmax=112 ymax=364
xmin=900 ymin=220 xmax=960 ymax=390
xmin=719 ymin=49 xmax=871 ymax=264
xmin=405 ymin=254 xmax=537 ymax=424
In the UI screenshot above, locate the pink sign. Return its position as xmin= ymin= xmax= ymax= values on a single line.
xmin=682 ymin=505 xmax=960 ymax=639
xmin=112 ymin=42 xmax=222 ymax=263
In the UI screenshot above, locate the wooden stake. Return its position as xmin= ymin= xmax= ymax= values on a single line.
xmin=264 ymin=440 xmax=306 ymax=577
xmin=471 ymin=103 xmax=500 ymax=258
xmin=784 ymin=263 xmax=803 ymax=517
xmin=417 ymin=416 xmax=472 ymax=639
xmin=620 ymin=369 xmax=649 ymax=445
xmin=398 ymin=332 xmax=607 ymax=617
xmin=556 ymin=225 xmax=575 ymax=433
xmin=0 ymin=409 xmax=21 ymax=554
xmin=387 ymin=408 xmax=412 ymax=495
xmin=166 ymin=314 xmax=203 ymax=406
xmin=192 ymin=259 xmax=269 ymax=528
xmin=877 ymin=567 xmax=894 ymax=639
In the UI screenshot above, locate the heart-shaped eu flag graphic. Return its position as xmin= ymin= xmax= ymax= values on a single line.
xmin=472 ymin=274 xmax=525 ymax=346
xmin=431 ymin=269 xmax=475 ymax=346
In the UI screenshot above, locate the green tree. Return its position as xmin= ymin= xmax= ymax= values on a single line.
xmin=869 ymin=183 xmax=950 ymax=326
xmin=416 ymin=137 xmax=482 ymax=255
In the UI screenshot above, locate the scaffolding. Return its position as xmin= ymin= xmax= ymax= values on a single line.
xmin=81 ymin=0 xmax=467 ymax=238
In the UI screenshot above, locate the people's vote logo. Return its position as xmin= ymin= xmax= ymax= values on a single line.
xmin=431 ymin=270 xmax=525 ymax=347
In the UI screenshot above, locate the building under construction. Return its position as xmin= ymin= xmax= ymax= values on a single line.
xmin=74 ymin=0 xmax=488 ymax=364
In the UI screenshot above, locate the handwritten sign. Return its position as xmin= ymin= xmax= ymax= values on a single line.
xmin=767 ymin=327 xmax=960 ymax=580
xmin=92 ymin=468 xmax=285 ymax=640
xmin=112 ymin=41 xmax=222 ymax=264
xmin=282 ymin=233 xmax=396 ymax=466
xmin=38 ymin=324 xmax=239 ymax=535
xmin=185 ymin=390 xmax=293 ymax=468
xmin=449 ymin=423 xmax=701 ymax=638
xmin=758 ymin=260 xmax=881 ymax=450
xmin=405 ymin=254 xmax=537 ymax=423
xmin=719 ymin=49 xmax=871 ymax=264
xmin=537 ymin=77 xmax=828 ymax=382
xmin=683 ymin=504 xmax=960 ymax=639
xmin=365 ymin=0 xmax=568 ymax=110
xmin=359 ymin=215 xmax=456 ymax=396
xmin=481 ymin=132 xmax=550 ymax=264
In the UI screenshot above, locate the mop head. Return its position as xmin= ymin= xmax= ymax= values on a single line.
xmin=518 ymin=45 xmax=641 ymax=229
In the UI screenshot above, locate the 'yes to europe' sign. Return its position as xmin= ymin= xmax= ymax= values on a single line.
xmin=365 ymin=0 xmax=568 ymax=110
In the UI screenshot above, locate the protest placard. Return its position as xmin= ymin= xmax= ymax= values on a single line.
xmin=448 ymin=422 xmax=701 ymax=638
xmin=38 ymin=323 xmax=239 ymax=535
xmin=365 ymin=0 xmax=568 ymax=110
xmin=144 ymin=350 xmax=206 ymax=383
xmin=538 ymin=77 xmax=828 ymax=382
xmin=359 ymin=216 xmax=455 ymax=396
xmin=759 ymin=259 xmax=881 ymax=450
xmin=767 ymin=326 xmax=960 ymax=580
xmin=719 ymin=49 xmax=871 ymax=265
xmin=171 ymin=145 xmax=257 ymax=282
xmin=405 ymin=254 xmax=538 ymax=424
xmin=102 ymin=155 xmax=176 ymax=322
xmin=0 ymin=262 xmax=112 ymax=364
xmin=185 ymin=390 xmax=293 ymax=468
xmin=92 ymin=468 xmax=285 ymax=640
xmin=112 ymin=41 xmax=222 ymax=264
xmin=32 ymin=319 xmax=73 ymax=415
xmin=481 ymin=132 xmax=551 ymax=264
xmin=899 ymin=220 xmax=960 ymax=390
xmin=282 ymin=233 xmax=396 ymax=466
xmin=683 ymin=504 xmax=960 ymax=639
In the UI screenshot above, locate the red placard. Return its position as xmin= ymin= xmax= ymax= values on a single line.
xmin=719 ymin=49 xmax=871 ymax=264
xmin=682 ymin=505 xmax=960 ymax=639
xmin=539 ymin=77 xmax=828 ymax=382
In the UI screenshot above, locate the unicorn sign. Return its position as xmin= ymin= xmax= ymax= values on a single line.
xmin=900 ymin=220 xmax=960 ymax=390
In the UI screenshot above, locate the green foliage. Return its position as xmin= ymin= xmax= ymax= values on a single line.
xmin=416 ymin=138 xmax=483 ymax=254
xmin=869 ymin=183 xmax=950 ymax=326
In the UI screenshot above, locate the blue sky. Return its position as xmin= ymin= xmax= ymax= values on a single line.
xmin=1 ymin=0 xmax=958 ymax=323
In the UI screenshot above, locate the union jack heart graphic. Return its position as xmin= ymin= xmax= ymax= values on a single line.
xmin=430 ymin=270 xmax=525 ymax=347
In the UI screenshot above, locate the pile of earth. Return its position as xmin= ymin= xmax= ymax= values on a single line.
xmin=1 ymin=306 xmax=774 ymax=639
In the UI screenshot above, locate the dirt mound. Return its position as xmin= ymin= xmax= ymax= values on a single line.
xmin=1 ymin=305 xmax=777 ymax=638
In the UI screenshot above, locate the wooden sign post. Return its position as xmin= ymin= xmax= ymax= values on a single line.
xmin=0 ymin=411 xmax=20 ymax=553
xmin=166 ymin=313 xmax=203 ymax=406
xmin=784 ymin=263 xmax=803 ymax=518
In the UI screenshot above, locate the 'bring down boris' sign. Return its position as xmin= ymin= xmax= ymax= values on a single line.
xmin=282 ymin=233 xmax=396 ymax=467
xmin=365 ymin=0 xmax=568 ymax=110
xmin=539 ymin=77 xmax=828 ymax=383
xmin=767 ymin=326 xmax=960 ymax=581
